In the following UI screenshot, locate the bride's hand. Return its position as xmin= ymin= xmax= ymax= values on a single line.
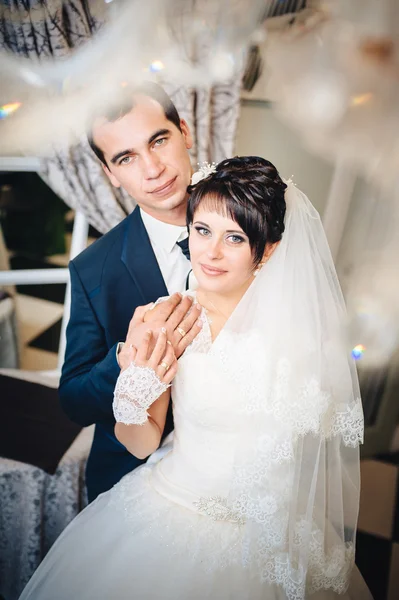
xmin=122 ymin=327 xmax=177 ymax=385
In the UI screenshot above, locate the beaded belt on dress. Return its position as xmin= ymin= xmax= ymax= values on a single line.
xmin=150 ymin=462 xmax=245 ymax=525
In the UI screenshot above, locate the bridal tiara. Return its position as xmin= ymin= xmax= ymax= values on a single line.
xmin=191 ymin=162 xmax=217 ymax=185
xmin=190 ymin=163 xmax=298 ymax=197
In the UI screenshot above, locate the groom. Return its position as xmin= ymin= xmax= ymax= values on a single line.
xmin=59 ymin=83 xmax=202 ymax=502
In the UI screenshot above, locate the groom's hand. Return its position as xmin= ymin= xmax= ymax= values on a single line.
xmin=144 ymin=293 xmax=202 ymax=358
xmin=118 ymin=293 xmax=202 ymax=370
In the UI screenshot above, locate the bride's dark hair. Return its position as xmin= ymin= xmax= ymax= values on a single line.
xmin=187 ymin=156 xmax=287 ymax=265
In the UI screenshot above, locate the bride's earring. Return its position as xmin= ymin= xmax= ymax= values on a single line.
xmin=254 ymin=243 xmax=278 ymax=276
xmin=253 ymin=262 xmax=264 ymax=277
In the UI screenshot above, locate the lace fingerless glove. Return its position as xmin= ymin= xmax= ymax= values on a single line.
xmin=113 ymin=362 xmax=170 ymax=425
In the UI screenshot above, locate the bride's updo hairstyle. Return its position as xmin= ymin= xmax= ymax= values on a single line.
xmin=187 ymin=156 xmax=287 ymax=265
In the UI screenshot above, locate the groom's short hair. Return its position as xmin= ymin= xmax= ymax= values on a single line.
xmin=87 ymin=82 xmax=182 ymax=166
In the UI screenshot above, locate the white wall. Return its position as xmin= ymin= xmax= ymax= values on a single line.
xmin=235 ymin=101 xmax=335 ymax=216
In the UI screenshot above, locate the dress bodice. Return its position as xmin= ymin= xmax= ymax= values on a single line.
xmin=151 ymin=353 xmax=241 ymax=506
xmin=150 ymin=299 xmax=245 ymax=516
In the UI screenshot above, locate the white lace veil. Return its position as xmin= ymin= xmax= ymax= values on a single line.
xmin=211 ymin=181 xmax=364 ymax=599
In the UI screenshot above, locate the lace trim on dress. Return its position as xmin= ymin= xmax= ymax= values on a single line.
xmin=110 ymin=468 xmax=355 ymax=600
xmin=214 ymin=348 xmax=364 ymax=447
xmin=110 ymin=466 xmax=244 ymax=573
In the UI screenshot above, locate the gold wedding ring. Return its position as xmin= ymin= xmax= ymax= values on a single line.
xmin=160 ymin=361 xmax=170 ymax=372
xmin=177 ymin=327 xmax=186 ymax=338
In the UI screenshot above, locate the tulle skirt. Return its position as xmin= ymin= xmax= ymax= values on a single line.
xmin=19 ymin=464 xmax=372 ymax=600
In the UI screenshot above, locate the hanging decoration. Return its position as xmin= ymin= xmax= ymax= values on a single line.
xmin=265 ymin=0 xmax=399 ymax=190
xmin=0 ymin=0 xmax=268 ymax=153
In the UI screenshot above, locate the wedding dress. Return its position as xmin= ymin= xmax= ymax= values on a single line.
xmin=20 ymin=304 xmax=370 ymax=600
xmin=20 ymin=182 xmax=372 ymax=600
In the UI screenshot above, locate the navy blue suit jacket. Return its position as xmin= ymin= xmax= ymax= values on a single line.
xmin=59 ymin=207 xmax=174 ymax=502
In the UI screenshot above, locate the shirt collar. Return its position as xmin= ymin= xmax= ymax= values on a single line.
xmin=140 ymin=208 xmax=188 ymax=253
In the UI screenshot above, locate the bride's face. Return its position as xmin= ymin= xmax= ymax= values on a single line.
xmin=189 ymin=205 xmax=256 ymax=295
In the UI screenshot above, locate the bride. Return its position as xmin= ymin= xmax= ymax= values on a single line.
xmin=20 ymin=156 xmax=372 ymax=600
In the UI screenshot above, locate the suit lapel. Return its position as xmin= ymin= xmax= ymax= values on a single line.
xmin=121 ymin=207 xmax=169 ymax=304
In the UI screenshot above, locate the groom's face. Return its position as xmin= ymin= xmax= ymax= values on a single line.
xmin=92 ymin=95 xmax=193 ymax=222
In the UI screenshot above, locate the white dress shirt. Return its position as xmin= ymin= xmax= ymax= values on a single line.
xmin=140 ymin=208 xmax=191 ymax=295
